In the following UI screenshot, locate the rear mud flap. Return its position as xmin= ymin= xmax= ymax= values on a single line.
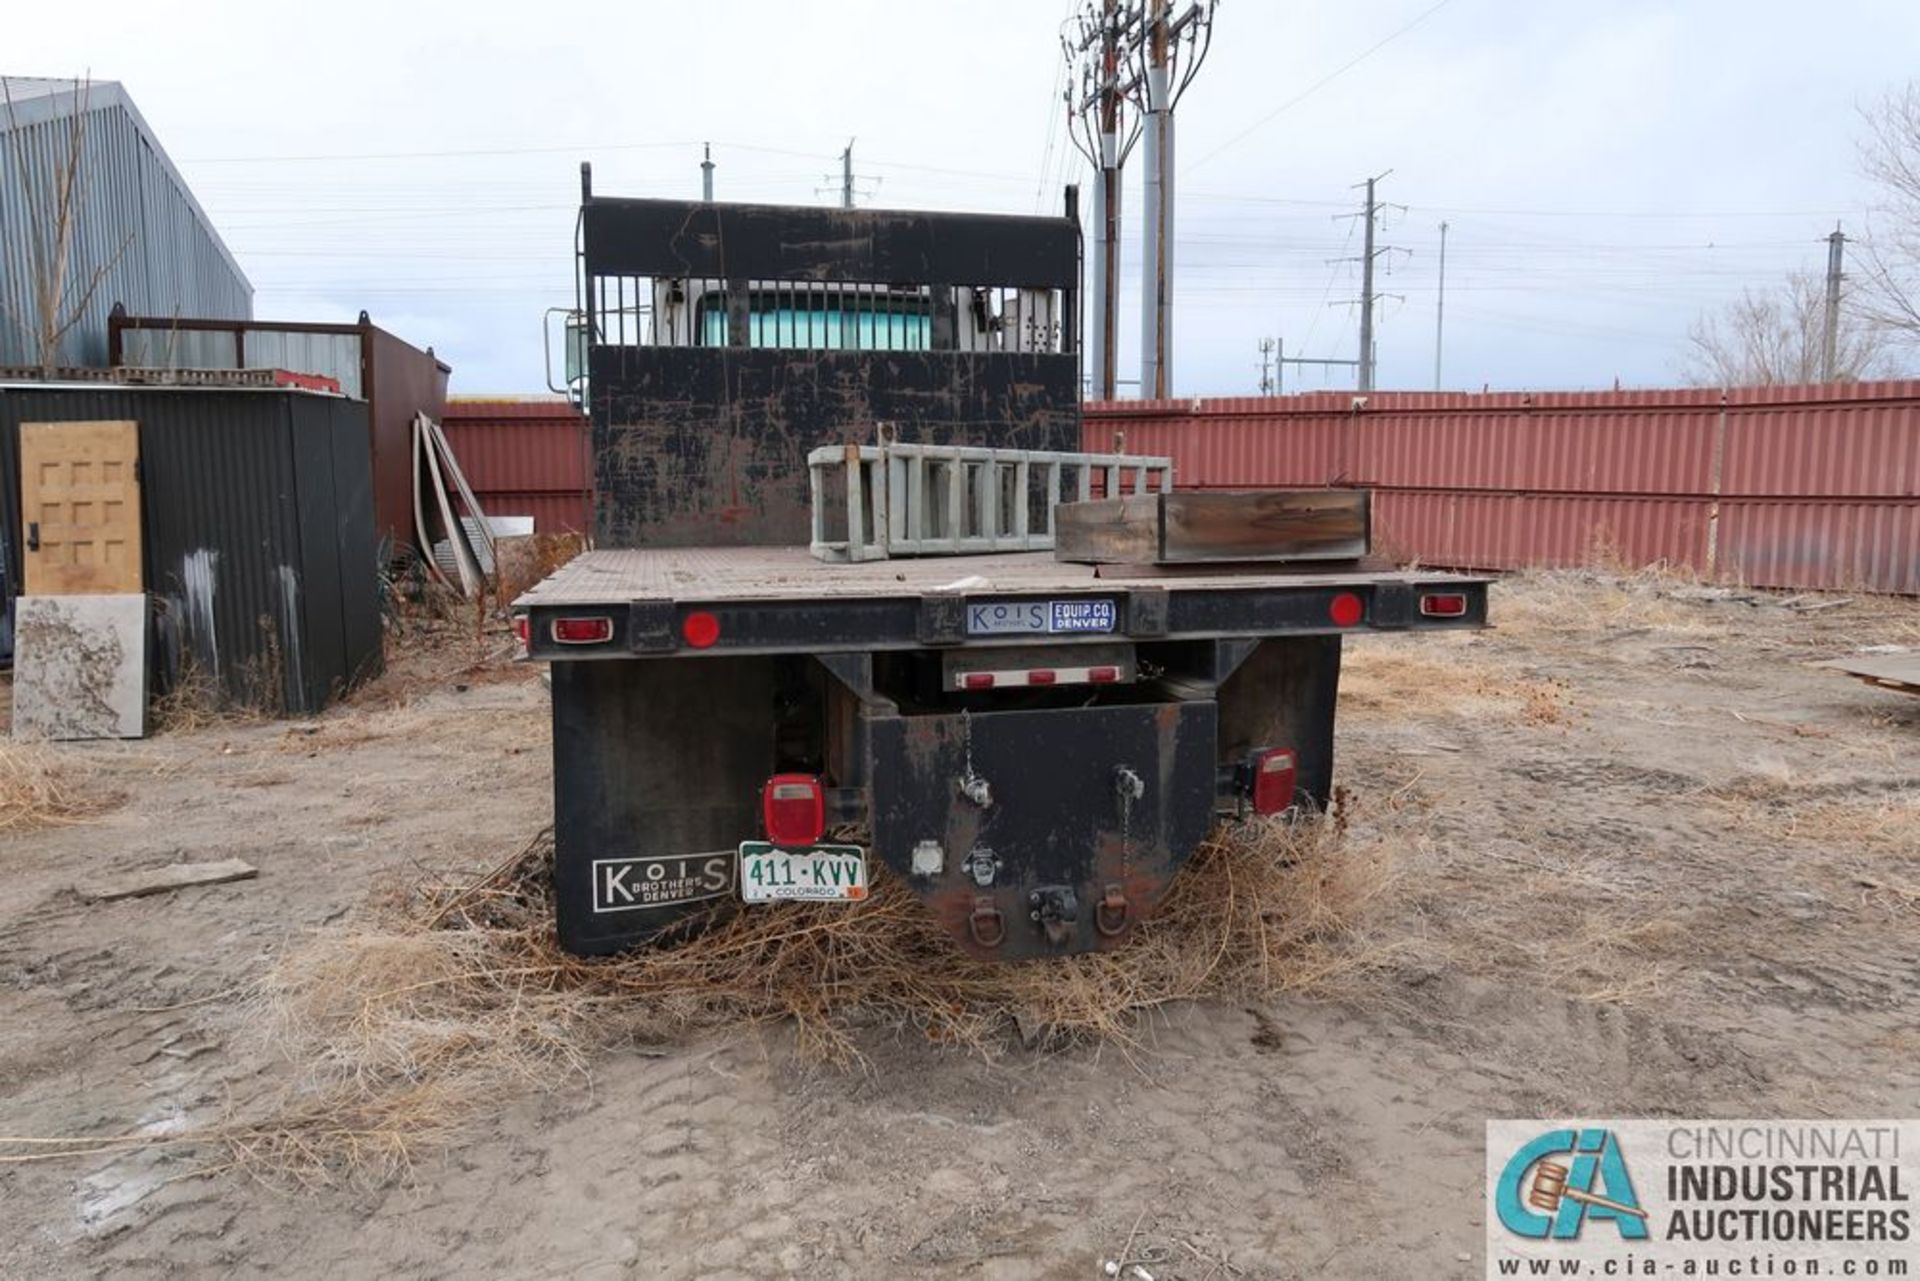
xmin=867 ymin=700 xmax=1217 ymax=960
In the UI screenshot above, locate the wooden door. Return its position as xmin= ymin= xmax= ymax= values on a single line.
xmin=19 ymin=420 xmax=144 ymax=595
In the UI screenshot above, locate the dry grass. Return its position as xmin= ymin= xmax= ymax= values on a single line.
xmin=0 ymin=812 xmax=1400 ymax=1184
xmin=1341 ymin=638 xmax=1573 ymax=725
xmin=0 ymin=741 xmax=123 ymax=831
xmin=1491 ymin=568 xmax=1721 ymax=640
xmin=149 ymin=656 xmax=271 ymax=734
xmin=277 ymin=814 xmax=1398 ymax=1070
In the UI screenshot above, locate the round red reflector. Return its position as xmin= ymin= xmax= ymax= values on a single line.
xmin=682 ymin=611 xmax=721 ymax=649
xmin=1328 ymin=592 xmax=1364 ymax=627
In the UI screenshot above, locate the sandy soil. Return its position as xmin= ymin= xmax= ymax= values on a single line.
xmin=2 ymin=575 xmax=1917 ymax=1279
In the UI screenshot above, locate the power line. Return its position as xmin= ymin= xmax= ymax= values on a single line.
xmin=1182 ymin=0 xmax=1456 ymax=176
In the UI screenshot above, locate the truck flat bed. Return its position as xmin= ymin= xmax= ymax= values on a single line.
xmin=518 ymin=546 xmax=1482 ymax=606
xmin=515 ymin=547 xmax=1490 ymax=658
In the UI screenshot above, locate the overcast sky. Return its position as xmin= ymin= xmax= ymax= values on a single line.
xmin=15 ymin=0 xmax=1920 ymax=395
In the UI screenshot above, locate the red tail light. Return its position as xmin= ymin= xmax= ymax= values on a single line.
xmin=1328 ymin=593 xmax=1364 ymax=627
xmin=1251 ymin=748 xmax=1298 ymax=816
xmin=1420 ymin=593 xmax=1468 ymax=617
xmin=1026 ymin=670 xmax=1057 ymax=685
xmin=763 ymin=774 xmax=825 ymax=848
xmin=682 ymin=611 xmax=721 ymax=649
xmin=512 ymin=614 xmax=530 ymax=655
xmin=1088 ymin=666 xmax=1120 ymax=683
xmin=551 ymin=616 xmax=612 ymax=644
xmin=963 ymin=672 xmax=996 ymax=690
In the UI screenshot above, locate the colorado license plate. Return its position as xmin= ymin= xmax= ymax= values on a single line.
xmin=738 ymin=842 xmax=868 ymax=903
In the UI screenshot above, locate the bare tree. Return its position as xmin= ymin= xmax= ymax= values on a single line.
xmin=1682 ymin=269 xmax=1892 ymax=387
xmin=1 ymin=76 xmax=133 ymax=372
xmin=1859 ymin=83 xmax=1920 ymax=344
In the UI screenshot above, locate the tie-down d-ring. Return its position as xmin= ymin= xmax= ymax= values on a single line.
xmin=969 ymin=897 xmax=1006 ymax=948
xmin=1095 ymin=883 xmax=1131 ymax=937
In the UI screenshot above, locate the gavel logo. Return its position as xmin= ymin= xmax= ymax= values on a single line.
xmin=1528 ymin=1159 xmax=1650 ymax=1221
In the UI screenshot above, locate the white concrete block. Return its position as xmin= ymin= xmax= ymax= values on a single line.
xmin=12 ymin=594 xmax=148 ymax=740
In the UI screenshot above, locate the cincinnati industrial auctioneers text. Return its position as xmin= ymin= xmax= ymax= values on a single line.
xmin=1663 ymin=1124 xmax=1910 ymax=1246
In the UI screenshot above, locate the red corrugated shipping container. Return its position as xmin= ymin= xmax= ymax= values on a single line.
xmin=1086 ymin=382 xmax=1919 ymax=594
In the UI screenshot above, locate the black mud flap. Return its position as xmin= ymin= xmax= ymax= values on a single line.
xmin=867 ymin=700 xmax=1217 ymax=960
xmin=550 ymin=658 xmax=772 ymax=956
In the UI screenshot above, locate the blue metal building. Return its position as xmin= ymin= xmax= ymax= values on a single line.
xmin=0 ymin=76 xmax=251 ymax=367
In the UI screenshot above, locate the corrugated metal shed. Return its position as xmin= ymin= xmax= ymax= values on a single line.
xmin=110 ymin=314 xmax=451 ymax=553
xmin=0 ymin=77 xmax=251 ymax=367
xmin=0 ymin=382 xmax=382 ymax=712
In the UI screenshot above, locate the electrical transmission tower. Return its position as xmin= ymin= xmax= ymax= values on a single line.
xmin=1334 ymin=171 xmax=1407 ymax=392
xmin=1065 ymin=0 xmax=1217 ymax=400
xmin=1257 ymin=337 xmax=1276 ymax=394
xmin=817 ymin=138 xmax=878 ymax=208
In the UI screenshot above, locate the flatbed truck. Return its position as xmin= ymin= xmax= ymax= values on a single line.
xmin=518 ymin=173 xmax=1487 ymax=961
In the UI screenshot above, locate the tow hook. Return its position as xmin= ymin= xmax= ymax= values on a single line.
xmin=1028 ymin=885 xmax=1081 ymax=947
xmin=1095 ymin=884 xmax=1131 ymax=937
xmin=969 ymin=897 xmax=1006 ymax=948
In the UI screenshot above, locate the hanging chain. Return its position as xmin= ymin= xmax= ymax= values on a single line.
xmin=1114 ymin=765 xmax=1143 ymax=884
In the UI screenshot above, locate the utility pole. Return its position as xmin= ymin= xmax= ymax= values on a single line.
xmin=1069 ymin=0 xmax=1126 ymax=401
xmin=1336 ymin=171 xmax=1404 ymax=393
xmin=1822 ymin=223 xmax=1845 ymax=382
xmin=1257 ymin=337 xmax=1276 ymax=394
xmin=1064 ymin=0 xmax=1215 ymax=401
xmin=1358 ymin=177 xmax=1377 ymax=392
xmin=1434 ymin=220 xmax=1448 ymax=390
xmin=1140 ymin=0 xmax=1173 ymax=399
xmin=701 ymin=142 xmax=714 ymax=202
xmin=840 ymin=139 xmax=855 ymax=210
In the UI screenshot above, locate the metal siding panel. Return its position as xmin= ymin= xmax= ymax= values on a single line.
xmin=1085 ymin=389 xmax=1915 ymax=593
xmin=1372 ymin=493 xmax=1709 ymax=572
xmin=366 ymin=326 xmax=450 ymax=554
xmin=1717 ymin=500 xmax=1920 ymax=593
xmin=243 ymin=330 xmax=365 ymax=396
xmin=441 ymin=409 xmax=589 ymax=493
xmin=119 ymin=326 xmax=239 ymax=368
xmin=0 ymin=406 xmax=15 ymax=658
xmin=1721 ymin=394 xmax=1920 ymax=498
xmin=467 ymin=490 xmax=592 ymax=534
xmin=288 ymin=396 xmax=347 ymax=714
xmin=329 ymin=398 xmax=385 ymax=686
xmin=1082 ymin=403 xmax=1341 ymax=487
xmin=0 ymin=93 xmax=249 ymax=368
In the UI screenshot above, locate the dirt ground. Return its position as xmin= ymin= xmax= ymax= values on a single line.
xmin=2 ymin=573 xmax=1917 ymax=1279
